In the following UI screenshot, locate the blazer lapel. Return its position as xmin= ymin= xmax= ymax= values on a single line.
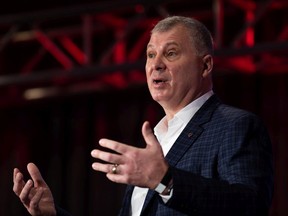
xmin=140 ymin=95 xmax=220 ymax=215
xmin=119 ymin=185 xmax=134 ymax=216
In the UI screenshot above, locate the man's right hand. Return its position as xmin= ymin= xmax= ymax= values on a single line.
xmin=13 ymin=162 xmax=57 ymax=216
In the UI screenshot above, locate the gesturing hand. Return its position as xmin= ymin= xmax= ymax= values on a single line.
xmin=91 ymin=121 xmax=168 ymax=189
xmin=13 ymin=163 xmax=56 ymax=216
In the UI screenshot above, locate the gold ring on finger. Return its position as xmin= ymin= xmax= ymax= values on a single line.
xmin=111 ymin=164 xmax=118 ymax=174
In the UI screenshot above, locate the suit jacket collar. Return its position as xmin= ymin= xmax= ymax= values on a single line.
xmin=166 ymin=94 xmax=220 ymax=165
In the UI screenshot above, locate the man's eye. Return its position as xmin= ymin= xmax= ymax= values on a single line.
xmin=167 ymin=51 xmax=176 ymax=57
xmin=147 ymin=53 xmax=155 ymax=58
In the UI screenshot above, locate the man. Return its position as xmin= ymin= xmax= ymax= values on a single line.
xmin=13 ymin=16 xmax=273 ymax=216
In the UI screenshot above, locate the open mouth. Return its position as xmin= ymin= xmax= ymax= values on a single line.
xmin=153 ymin=79 xmax=165 ymax=84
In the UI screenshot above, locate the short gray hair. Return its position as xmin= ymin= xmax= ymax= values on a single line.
xmin=151 ymin=16 xmax=214 ymax=56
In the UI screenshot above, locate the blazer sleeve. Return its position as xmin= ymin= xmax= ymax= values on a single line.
xmin=166 ymin=113 xmax=273 ymax=216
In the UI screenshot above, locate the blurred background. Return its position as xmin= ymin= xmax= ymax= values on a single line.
xmin=0 ymin=0 xmax=287 ymax=215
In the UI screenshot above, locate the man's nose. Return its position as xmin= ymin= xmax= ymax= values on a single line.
xmin=152 ymin=56 xmax=166 ymax=71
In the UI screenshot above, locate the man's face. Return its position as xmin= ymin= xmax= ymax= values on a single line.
xmin=145 ymin=25 xmax=208 ymax=112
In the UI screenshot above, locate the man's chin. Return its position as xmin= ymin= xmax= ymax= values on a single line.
xmin=151 ymin=95 xmax=168 ymax=105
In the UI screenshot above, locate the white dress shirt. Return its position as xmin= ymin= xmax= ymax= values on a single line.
xmin=130 ymin=91 xmax=214 ymax=216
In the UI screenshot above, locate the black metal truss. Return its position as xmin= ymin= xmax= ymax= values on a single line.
xmin=0 ymin=0 xmax=287 ymax=107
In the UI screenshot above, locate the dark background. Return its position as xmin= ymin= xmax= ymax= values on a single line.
xmin=0 ymin=0 xmax=287 ymax=215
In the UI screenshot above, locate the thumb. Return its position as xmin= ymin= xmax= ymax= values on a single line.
xmin=142 ymin=121 xmax=160 ymax=149
xmin=27 ymin=162 xmax=47 ymax=187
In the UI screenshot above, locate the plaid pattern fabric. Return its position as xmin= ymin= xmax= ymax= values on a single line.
xmin=119 ymin=95 xmax=273 ymax=216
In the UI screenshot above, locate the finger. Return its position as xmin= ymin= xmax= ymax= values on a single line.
xmin=92 ymin=162 xmax=118 ymax=174
xmin=141 ymin=121 xmax=159 ymax=148
xmin=98 ymin=138 xmax=133 ymax=155
xmin=29 ymin=188 xmax=44 ymax=210
xmin=13 ymin=168 xmax=19 ymax=182
xmin=13 ymin=168 xmax=24 ymax=184
xmin=13 ymin=171 xmax=25 ymax=196
xmin=19 ymin=179 xmax=34 ymax=206
xmin=91 ymin=149 xmax=124 ymax=164
xmin=27 ymin=163 xmax=47 ymax=187
xmin=106 ymin=173 xmax=124 ymax=184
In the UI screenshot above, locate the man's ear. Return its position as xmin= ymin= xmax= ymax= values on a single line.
xmin=202 ymin=54 xmax=213 ymax=78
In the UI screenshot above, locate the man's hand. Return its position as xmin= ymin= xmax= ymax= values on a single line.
xmin=91 ymin=121 xmax=168 ymax=189
xmin=13 ymin=163 xmax=56 ymax=216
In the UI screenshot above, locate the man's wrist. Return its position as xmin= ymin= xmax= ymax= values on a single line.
xmin=154 ymin=166 xmax=173 ymax=194
xmin=160 ymin=178 xmax=173 ymax=195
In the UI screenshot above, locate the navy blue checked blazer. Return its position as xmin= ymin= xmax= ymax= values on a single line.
xmin=56 ymin=95 xmax=273 ymax=216
xmin=118 ymin=94 xmax=273 ymax=216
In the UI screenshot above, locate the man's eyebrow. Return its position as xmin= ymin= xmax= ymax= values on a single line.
xmin=165 ymin=41 xmax=179 ymax=47
xmin=146 ymin=41 xmax=179 ymax=49
xmin=147 ymin=44 xmax=153 ymax=49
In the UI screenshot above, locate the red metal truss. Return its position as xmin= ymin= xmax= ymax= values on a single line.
xmin=0 ymin=0 xmax=287 ymax=106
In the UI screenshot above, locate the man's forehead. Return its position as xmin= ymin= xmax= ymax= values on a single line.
xmin=151 ymin=25 xmax=189 ymax=39
xmin=147 ymin=28 xmax=188 ymax=48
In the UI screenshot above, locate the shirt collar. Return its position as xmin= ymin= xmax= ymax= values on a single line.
xmin=154 ymin=90 xmax=214 ymax=136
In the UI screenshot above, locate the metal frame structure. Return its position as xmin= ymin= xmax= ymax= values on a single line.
xmin=0 ymin=0 xmax=287 ymax=107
